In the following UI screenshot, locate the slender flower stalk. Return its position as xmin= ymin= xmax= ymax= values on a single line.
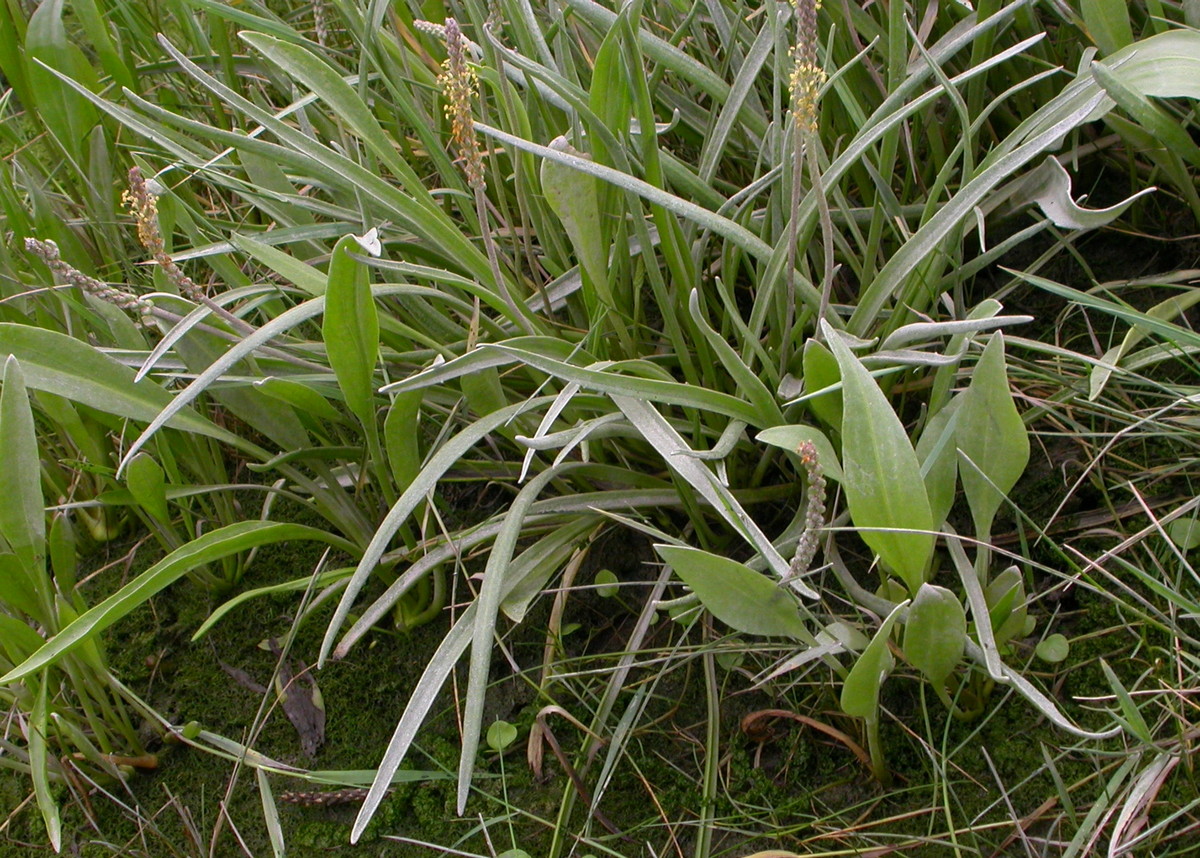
xmin=434 ymin=17 xmax=534 ymax=336
xmin=786 ymin=0 xmax=834 ymax=340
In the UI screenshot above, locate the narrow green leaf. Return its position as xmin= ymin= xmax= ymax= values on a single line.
xmin=256 ymin=767 xmax=286 ymax=858
xmin=824 ymin=324 xmax=934 ymax=593
xmin=239 ymin=32 xmax=429 ymax=199
xmin=0 ymin=324 xmax=253 ymax=453
xmin=383 ymin=390 xmax=423 ymax=493
xmin=1100 ymin=660 xmax=1154 ymax=744
xmin=29 ymin=676 xmax=61 ymax=852
xmin=956 ymin=333 xmax=1029 ymax=541
xmin=1 ymin=522 xmax=356 ymax=684
xmin=655 ymin=545 xmax=810 ymax=640
xmin=0 ymin=357 xmax=46 ymax=576
xmin=324 ymin=235 xmax=380 ymax=428
xmin=914 ymin=397 xmax=960 ymax=530
xmin=904 ymin=584 xmax=966 ymax=689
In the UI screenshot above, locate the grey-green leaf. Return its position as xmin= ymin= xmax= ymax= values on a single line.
xmin=324 ymin=235 xmax=380 ymax=428
xmin=956 ymin=332 xmax=1029 ymax=541
xmin=0 ymin=357 xmax=46 ymax=577
xmin=904 ymin=584 xmax=966 ymax=688
xmin=841 ymin=601 xmax=907 ymax=720
xmin=824 ymin=324 xmax=934 ymax=593
xmin=655 ymin=545 xmax=810 ymax=640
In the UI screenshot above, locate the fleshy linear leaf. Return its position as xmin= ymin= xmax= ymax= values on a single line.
xmin=956 ymin=332 xmax=1029 ymax=541
xmin=655 ymin=545 xmax=810 ymax=639
xmin=1 ymin=522 xmax=356 ymax=685
xmin=0 ymin=324 xmax=256 ymax=455
xmin=823 ymin=323 xmax=934 ymax=593
xmin=29 ymin=676 xmax=61 ymax=852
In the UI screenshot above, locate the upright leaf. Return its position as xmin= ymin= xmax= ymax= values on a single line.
xmin=324 ymin=235 xmax=380 ymax=428
xmin=0 ymin=357 xmax=46 ymax=577
xmin=841 ymin=601 xmax=907 ymax=719
xmin=824 ymin=324 xmax=933 ymax=593
xmin=904 ymin=584 xmax=966 ymax=691
xmin=955 ymin=333 xmax=1029 ymax=542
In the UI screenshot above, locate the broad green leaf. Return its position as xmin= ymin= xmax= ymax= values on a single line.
xmin=384 ymin=390 xmax=423 ymax=493
xmin=801 ymin=339 xmax=843 ymax=433
xmin=1082 ymin=0 xmax=1134 ymax=55
xmin=1092 ymin=60 xmax=1200 ymax=171
xmin=655 ymin=545 xmax=810 ymax=640
xmin=904 ymin=584 xmax=966 ymax=689
xmin=541 ymin=137 xmax=608 ymax=291
xmin=841 ymin=601 xmax=907 ymax=720
xmin=125 ymin=453 xmax=170 ymax=523
xmin=595 ymin=570 xmax=619 ymax=598
xmin=1009 ymin=156 xmax=1154 ymax=229
xmin=1 ymin=522 xmax=356 ymax=684
xmin=0 ymin=552 xmax=42 ymax=620
xmin=48 ymin=513 xmax=77 ymax=594
xmin=0 ymin=357 xmax=46 ymax=577
xmin=324 ymin=235 xmax=380 ymax=428
xmin=486 ymin=721 xmax=518 ymax=752
xmin=756 ymin=425 xmax=843 ymax=483
xmin=1168 ymin=517 xmax=1200 ymax=551
xmin=956 ymin=333 xmax=1028 ymax=542
xmin=0 ymin=613 xmax=45 ymax=662
xmin=824 ymin=324 xmax=934 ymax=593
xmin=915 ymin=397 xmax=960 ymax=530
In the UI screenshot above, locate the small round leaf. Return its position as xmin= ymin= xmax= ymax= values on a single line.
xmin=1036 ymin=634 xmax=1070 ymax=664
xmin=486 ymin=720 xmax=518 ymax=752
